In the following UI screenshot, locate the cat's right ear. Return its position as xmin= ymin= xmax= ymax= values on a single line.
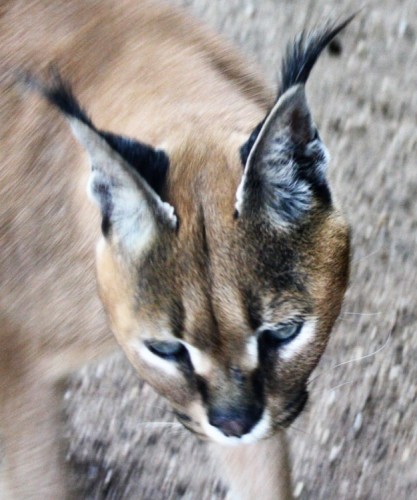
xmin=38 ymin=74 xmax=177 ymax=257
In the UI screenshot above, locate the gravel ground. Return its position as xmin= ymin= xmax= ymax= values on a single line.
xmin=65 ymin=0 xmax=417 ymax=498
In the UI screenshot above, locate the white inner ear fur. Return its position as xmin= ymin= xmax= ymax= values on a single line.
xmin=68 ymin=118 xmax=176 ymax=254
xmin=88 ymin=168 xmax=157 ymax=254
xmin=279 ymin=317 xmax=317 ymax=361
xmin=234 ymin=170 xmax=245 ymax=215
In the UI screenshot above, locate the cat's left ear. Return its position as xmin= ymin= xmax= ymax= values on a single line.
xmin=235 ymin=84 xmax=330 ymax=227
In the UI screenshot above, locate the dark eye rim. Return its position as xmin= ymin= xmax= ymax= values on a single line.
xmin=258 ymin=322 xmax=304 ymax=348
xmin=144 ymin=339 xmax=189 ymax=361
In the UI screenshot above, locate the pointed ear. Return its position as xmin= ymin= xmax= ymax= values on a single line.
xmin=71 ymin=120 xmax=177 ymax=253
xmin=38 ymin=74 xmax=177 ymax=255
xmin=235 ymin=85 xmax=330 ymax=227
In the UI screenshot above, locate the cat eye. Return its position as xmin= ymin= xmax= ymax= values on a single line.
xmin=144 ymin=340 xmax=189 ymax=362
xmin=259 ymin=322 xmax=303 ymax=348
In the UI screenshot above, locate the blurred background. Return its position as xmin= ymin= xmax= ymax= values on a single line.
xmin=59 ymin=0 xmax=417 ymax=498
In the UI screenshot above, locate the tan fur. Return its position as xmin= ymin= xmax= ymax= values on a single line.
xmin=0 ymin=1 xmax=350 ymax=498
xmin=213 ymin=432 xmax=293 ymax=500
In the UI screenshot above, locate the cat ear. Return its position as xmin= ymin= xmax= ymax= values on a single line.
xmin=235 ymin=16 xmax=357 ymax=226
xmin=40 ymin=75 xmax=177 ymax=255
xmin=72 ymin=120 xmax=177 ymax=251
xmin=235 ymin=85 xmax=330 ymax=227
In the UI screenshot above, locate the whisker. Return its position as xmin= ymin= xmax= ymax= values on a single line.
xmin=341 ymin=311 xmax=382 ymax=317
xmin=161 ymin=427 xmax=186 ymax=437
xmin=287 ymin=424 xmax=325 ymax=448
xmin=351 ymin=248 xmax=381 ymax=263
xmin=309 ymin=330 xmax=392 ymax=386
xmin=331 ymin=331 xmax=391 ymax=370
xmin=327 ymin=379 xmax=357 ymax=391
xmin=288 ymin=424 xmax=310 ymax=436
xmin=137 ymin=421 xmax=182 ymax=428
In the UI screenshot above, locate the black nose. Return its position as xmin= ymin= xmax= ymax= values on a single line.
xmin=208 ymin=406 xmax=263 ymax=438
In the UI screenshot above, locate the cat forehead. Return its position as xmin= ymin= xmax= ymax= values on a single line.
xmin=130 ymin=238 xmax=315 ymax=341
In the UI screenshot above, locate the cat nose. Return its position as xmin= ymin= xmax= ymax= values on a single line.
xmin=208 ymin=407 xmax=262 ymax=437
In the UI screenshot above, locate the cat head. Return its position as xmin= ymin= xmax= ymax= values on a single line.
xmin=38 ymin=18 xmax=351 ymax=445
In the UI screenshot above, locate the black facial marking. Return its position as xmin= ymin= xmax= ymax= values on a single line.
xmin=242 ymin=289 xmax=262 ymax=331
xmin=169 ymin=298 xmax=186 ymax=339
xmin=173 ymin=411 xmax=192 ymax=423
xmin=281 ymin=388 xmax=309 ymax=426
xmin=195 ymin=375 xmax=209 ymax=405
xmin=257 ymin=331 xmax=272 ymax=363
xmin=251 ymin=369 xmax=265 ymax=405
xmin=200 ymin=209 xmax=211 ymax=265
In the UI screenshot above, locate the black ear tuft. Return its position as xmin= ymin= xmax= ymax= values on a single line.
xmin=279 ymin=15 xmax=355 ymax=96
xmin=29 ymin=68 xmax=95 ymax=129
xmin=240 ymin=15 xmax=355 ymax=166
xmin=33 ymin=69 xmax=169 ymax=196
